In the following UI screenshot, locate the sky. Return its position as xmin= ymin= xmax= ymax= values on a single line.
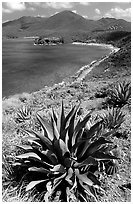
xmin=2 ymin=1 xmax=131 ymax=23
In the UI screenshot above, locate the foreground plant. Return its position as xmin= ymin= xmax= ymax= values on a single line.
xmin=13 ymin=102 xmax=119 ymax=201
xmin=106 ymin=81 xmax=131 ymax=108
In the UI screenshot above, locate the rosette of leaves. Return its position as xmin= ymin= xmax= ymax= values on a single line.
xmin=99 ymin=107 xmax=125 ymax=130
xmin=13 ymin=102 xmax=119 ymax=202
xmin=15 ymin=106 xmax=31 ymax=123
xmin=106 ymin=81 xmax=131 ymax=108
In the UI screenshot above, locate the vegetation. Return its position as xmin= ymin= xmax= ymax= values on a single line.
xmin=15 ymin=106 xmax=32 ymax=123
xmin=34 ymin=36 xmax=64 ymax=45
xmin=98 ymin=107 xmax=125 ymax=130
xmin=9 ymin=102 xmax=120 ymax=201
xmin=106 ymin=81 xmax=131 ymax=108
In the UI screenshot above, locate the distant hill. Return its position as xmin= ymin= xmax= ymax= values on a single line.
xmin=98 ymin=17 xmax=131 ymax=31
xmin=2 ymin=10 xmax=131 ymax=40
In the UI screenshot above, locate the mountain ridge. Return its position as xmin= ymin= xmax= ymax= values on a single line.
xmin=2 ymin=10 xmax=131 ymax=40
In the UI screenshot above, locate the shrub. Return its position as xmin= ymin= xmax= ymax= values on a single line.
xmin=12 ymin=102 xmax=119 ymax=201
xmin=98 ymin=107 xmax=125 ymax=131
xmin=106 ymin=81 xmax=131 ymax=108
xmin=95 ymin=87 xmax=109 ymax=98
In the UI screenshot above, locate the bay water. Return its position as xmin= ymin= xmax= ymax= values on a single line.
xmin=2 ymin=38 xmax=111 ymax=98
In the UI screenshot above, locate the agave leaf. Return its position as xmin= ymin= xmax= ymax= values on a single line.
xmin=80 ymin=137 xmax=113 ymax=160
xmin=104 ymin=160 xmax=118 ymax=175
xmin=84 ymin=186 xmax=98 ymax=201
xmin=16 ymin=145 xmax=33 ymax=151
xmin=103 ymin=129 xmax=116 ymax=138
xmin=50 ymin=164 xmax=66 ymax=174
xmin=31 ymin=146 xmax=54 ymax=165
xmin=75 ymin=128 xmax=84 ymax=148
xmin=12 ymin=162 xmax=28 ymax=167
xmin=65 ymin=167 xmax=73 ymax=185
xmin=27 ymin=129 xmax=54 ymax=151
xmin=67 ymin=109 xmax=78 ymax=150
xmin=42 ymin=150 xmax=58 ymax=165
xmin=78 ymin=193 xmax=87 ymax=202
xmin=53 ymin=173 xmax=67 ymax=186
xmin=59 ymin=139 xmax=70 ymax=157
xmin=74 ymin=156 xmax=97 ymax=168
xmin=26 ymin=179 xmax=48 ymax=191
xmin=23 ymin=129 xmax=36 ymax=138
xmin=50 ymin=179 xmax=62 ymax=198
xmin=36 ymin=113 xmax=54 ymax=141
xmin=16 ymin=152 xmax=41 ymax=161
xmin=70 ymin=175 xmax=77 ymax=191
xmin=75 ymin=169 xmax=94 ymax=186
xmin=92 ymin=152 xmax=119 ymax=161
xmin=51 ymin=108 xmax=58 ymax=125
xmin=53 ymin=139 xmax=69 ymax=165
xmin=44 ymin=181 xmax=52 ymax=202
xmin=28 ymin=167 xmax=51 ymax=174
xmin=51 ymin=115 xmax=60 ymax=139
xmin=54 ymin=139 xmax=69 ymax=160
xmin=24 ymin=157 xmax=53 ymax=169
xmin=64 ymin=104 xmax=80 ymax=128
xmin=60 ymin=127 xmax=68 ymax=142
xmin=72 ymin=112 xmax=92 ymax=146
xmin=27 ymin=137 xmax=42 ymax=147
xmin=79 ymin=180 xmax=97 ymax=201
xmin=85 ymin=120 xmax=102 ymax=140
xmin=87 ymin=171 xmax=100 ymax=186
xmin=57 ymin=100 xmax=65 ymax=135
xmin=64 ymin=129 xmax=69 ymax=150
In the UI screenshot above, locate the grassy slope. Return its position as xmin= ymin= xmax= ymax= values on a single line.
xmin=2 ymin=32 xmax=131 ymax=201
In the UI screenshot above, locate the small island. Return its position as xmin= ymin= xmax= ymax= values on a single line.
xmin=34 ymin=36 xmax=64 ymax=45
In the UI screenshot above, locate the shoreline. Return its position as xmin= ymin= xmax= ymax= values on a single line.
xmin=2 ymin=43 xmax=119 ymax=102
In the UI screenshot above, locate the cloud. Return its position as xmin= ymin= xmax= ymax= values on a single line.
xmin=2 ymin=2 xmax=26 ymax=13
xmin=44 ymin=2 xmax=73 ymax=9
xmin=72 ymin=10 xmax=77 ymax=14
xmin=104 ymin=7 xmax=131 ymax=19
xmin=28 ymin=7 xmax=36 ymax=11
xmin=83 ymin=15 xmax=89 ymax=19
xmin=35 ymin=14 xmax=46 ymax=18
xmin=2 ymin=7 xmax=12 ymax=13
xmin=28 ymin=3 xmax=42 ymax=6
xmin=115 ymin=2 xmax=131 ymax=4
xmin=95 ymin=8 xmax=101 ymax=15
xmin=79 ymin=2 xmax=90 ymax=6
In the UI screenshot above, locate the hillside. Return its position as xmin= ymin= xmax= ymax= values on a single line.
xmin=84 ymin=31 xmax=131 ymax=81
xmin=2 ymin=10 xmax=131 ymax=40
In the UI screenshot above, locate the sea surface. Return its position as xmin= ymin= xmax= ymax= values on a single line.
xmin=2 ymin=38 xmax=111 ymax=98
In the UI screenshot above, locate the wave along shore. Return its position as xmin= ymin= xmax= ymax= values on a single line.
xmin=2 ymin=43 xmax=119 ymax=102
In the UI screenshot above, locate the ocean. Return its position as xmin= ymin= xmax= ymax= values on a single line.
xmin=2 ymin=38 xmax=111 ymax=98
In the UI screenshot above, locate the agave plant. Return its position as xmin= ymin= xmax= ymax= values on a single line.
xmin=13 ymin=102 xmax=119 ymax=202
xmin=15 ymin=106 xmax=31 ymax=123
xmin=106 ymin=81 xmax=131 ymax=108
xmin=99 ymin=107 xmax=125 ymax=131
